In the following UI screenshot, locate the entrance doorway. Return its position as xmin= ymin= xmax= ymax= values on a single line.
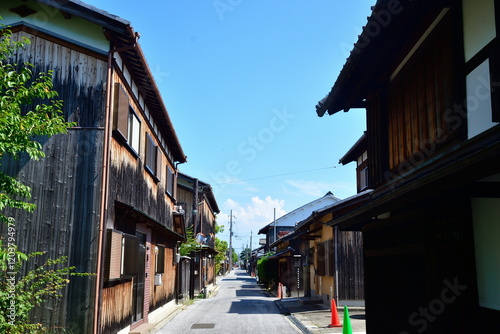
xmin=132 ymin=232 xmax=146 ymax=323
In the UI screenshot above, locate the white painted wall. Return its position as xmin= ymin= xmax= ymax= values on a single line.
xmin=1 ymin=0 xmax=110 ymax=53
xmin=462 ymin=0 xmax=496 ymax=62
xmin=466 ymin=59 xmax=496 ymax=138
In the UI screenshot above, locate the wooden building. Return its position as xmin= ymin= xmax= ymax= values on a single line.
xmin=176 ymin=173 xmax=220 ymax=298
xmin=316 ymin=0 xmax=500 ymax=332
xmin=0 ymin=1 xmax=187 ymax=333
xmin=271 ymin=191 xmax=369 ymax=305
xmin=265 ymin=192 xmax=341 ymax=299
xmin=258 ymin=192 xmax=340 ymax=253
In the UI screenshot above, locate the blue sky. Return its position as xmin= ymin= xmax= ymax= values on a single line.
xmin=85 ymin=0 xmax=373 ymax=252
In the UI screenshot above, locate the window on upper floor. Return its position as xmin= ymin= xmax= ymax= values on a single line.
xmin=114 ymin=83 xmax=141 ymax=156
xmin=145 ymin=133 xmax=161 ymax=181
xmin=357 ymin=151 xmax=368 ymax=167
xmin=128 ymin=109 xmax=141 ymax=154
xmin=359 ymin=167 xmax=369 ymax=191
xmin=356 ymin=151 xmax=369 ymax=191
xmin=166 ymin=165 xmax=175 ymax=197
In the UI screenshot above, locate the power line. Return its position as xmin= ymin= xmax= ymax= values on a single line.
xmin=213 ymin=166 xmax=336 ymax=186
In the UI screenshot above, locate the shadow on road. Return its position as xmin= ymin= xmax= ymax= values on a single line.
xmin=221 ymin=277 xmax=256 ymax=282
xmin=227 ymin=299 xmax=279 ymax=314
xmin=235 ymin=288 xmax=264 ymax=297
xmin=221 ymin=273 xmax=257 ymax=283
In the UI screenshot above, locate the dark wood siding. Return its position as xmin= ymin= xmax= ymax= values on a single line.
xmin=0 ymin=31 xmax=106 ymax=332
xmin=101 ymin=72 xmax=181 ymax=332
xmin=149 ymin=240 xmax=177 ymax=312
xmin=316 ymin=240 xmax=334 ymax=277
xmin=176 ymin=186 xmax=194 ymax=228
xmin=107 ymin=75 xmax=176 ymax=234
xmin=362 ymin=194 xmax=477 ymax=333
xmin=367 ymin=89 xmax=389 ymax=188
xmin=338 ymin=231 xmax=364 ymax=300
xmin=387 ymin=13 xmax=458 ymax=170
xmin=107 ymin=138 xmax=173 ymax=233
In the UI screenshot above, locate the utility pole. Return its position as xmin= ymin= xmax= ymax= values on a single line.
xmin=246 ymin=242 xmax=249 ymax=269
xmin=273 ymin=208 xmax=277 ymax=249
xmin=229 ymin=210 xmax=233 ymax=272
xmin=249 ymin=231 xmax=253 ymax=276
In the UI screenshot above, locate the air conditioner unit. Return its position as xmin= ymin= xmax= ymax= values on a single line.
xmin=174 ymin=253 xmax=181 ymax=264
xmin=174 ymin=205 xmax=185 ymax=215
xmin=154 ymin=273 xmax=162 ymax=286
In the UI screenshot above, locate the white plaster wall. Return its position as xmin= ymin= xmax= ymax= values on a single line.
xmin=462 ymin=0 xmax=496 ymax=62
xmin=466 ymin=59 xmax=496 ymax=138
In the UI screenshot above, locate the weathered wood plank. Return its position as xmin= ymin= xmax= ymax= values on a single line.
xmin=0 ymin=31 xmax=107 ymax=332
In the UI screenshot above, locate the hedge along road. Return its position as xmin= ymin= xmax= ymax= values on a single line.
xmin=156 ymin=269 xmax=301 ymax=334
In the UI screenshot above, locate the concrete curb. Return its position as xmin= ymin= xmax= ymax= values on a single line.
xmin=274 ymin=299 xmax=313 ymax=334
xmin=150 ymin=304 xmax=185 ymax=333
xmin=274 ymin=299 xmax=291 ymax=315
xmin=286 ymin=314 xmax=314 ymax=334
xmin=151 ymin=283 xmax=223 ymax=333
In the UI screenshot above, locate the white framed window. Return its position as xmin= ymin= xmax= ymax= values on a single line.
xmin=359 ymin=167 xmax=369 ymax=190
xmin=128 ymin=109 xmax=141 ymax=155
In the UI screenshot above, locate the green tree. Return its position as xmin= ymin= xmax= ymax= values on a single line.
xmin=214 ymin=223 xmax=227 ymax=275
xmin=179 ymin=226 xmax=198 ymax=256
xmin=0 ymin=243 xmax=90 ymax=333
xmin=231 ymin=248 xmax=238 ymax=266
xmin=0 ymin=23 xmax=85 ymax=333
xmin=239 ymin=247 xmax=251 ymax=268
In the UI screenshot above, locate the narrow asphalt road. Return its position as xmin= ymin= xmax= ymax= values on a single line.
xmin=156 ymin=269 xmax=301 ymax=334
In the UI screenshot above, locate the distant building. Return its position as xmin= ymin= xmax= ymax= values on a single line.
xmin=176 ymin=173 xmax=220 ymax=298
xmin=271 ymin=191 xmax=369 ymax=304
xmin=258 ymin=192 xmax=340 ymax=252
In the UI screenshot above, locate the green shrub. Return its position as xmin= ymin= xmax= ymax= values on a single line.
xmin=257 ymin=253 xmax=278 ymax=290
xmin=0 ymin=243 xmax=93 ymax=333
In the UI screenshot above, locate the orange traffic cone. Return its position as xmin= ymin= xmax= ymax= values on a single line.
xmin=328 ymin=298 xmax=343 ymax=328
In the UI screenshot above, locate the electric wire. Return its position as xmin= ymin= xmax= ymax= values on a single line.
xmin=213 ymin=165 xmax=336 ymax=185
